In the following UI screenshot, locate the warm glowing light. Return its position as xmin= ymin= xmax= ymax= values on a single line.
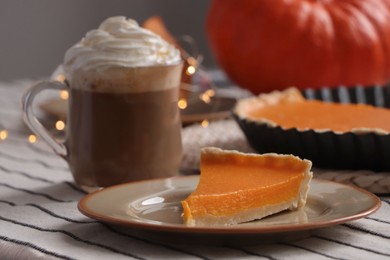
xmin=0 ymin=130 xmax=8 ymax=140
xmin=55 ymin=74 xmax=66 ymax=82
xmin=60 ymin=90 xmax=69 ymax=100
xmin=186 ymin=66 xmax=196 ymax=75
xmin=187 ymin=57 xmax=197 ymax=66
xmin=205 ymin=89 xmax=215 ymax=97
xmin=28 ymin=134 xmax=37 ymax=143
xmin=200 ymin=93 xmax=211 ymax=104
xmin=201 ymin=120 xmax=209 ymax=128
xmin=56 ymin=120 xmax=65 ymax=131
xmin=177 ymin=98 xmax=188 ymax=109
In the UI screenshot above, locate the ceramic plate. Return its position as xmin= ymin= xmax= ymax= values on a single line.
xmin=78 ymin=176 xmax=380 ymax=245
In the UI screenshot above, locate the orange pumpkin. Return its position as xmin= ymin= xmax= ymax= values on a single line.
xmin=206 ymin=0 xmax=390 ymax=94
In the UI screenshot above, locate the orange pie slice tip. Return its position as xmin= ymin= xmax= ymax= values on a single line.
xmin=181 ymin=147 xmax=313 ymax=226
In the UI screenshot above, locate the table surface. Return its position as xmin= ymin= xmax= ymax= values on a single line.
xmin=0 ymin=80 xmax=389 ymax=260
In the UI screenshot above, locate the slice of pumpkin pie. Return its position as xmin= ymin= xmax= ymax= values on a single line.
xmin=181 ymin=147 xmax=312 ymax=226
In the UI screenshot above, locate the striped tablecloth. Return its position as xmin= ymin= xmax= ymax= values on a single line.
xmin=0 ymin=80 xmax=389 ymax=260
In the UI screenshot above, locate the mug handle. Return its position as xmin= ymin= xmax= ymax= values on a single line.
xmin=22 ymin=80 xmax=68 ymax=158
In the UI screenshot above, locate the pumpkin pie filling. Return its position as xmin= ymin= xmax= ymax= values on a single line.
xmin=235 ymin=88 xmax=390 ymax=134
xmin=182 ymin=147 xmax=312 ymax=226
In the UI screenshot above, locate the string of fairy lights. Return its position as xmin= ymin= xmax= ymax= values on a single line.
xmin=0 ymin=128 xmax=38 ymax=144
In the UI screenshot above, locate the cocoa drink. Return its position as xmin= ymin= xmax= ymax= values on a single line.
xmin=22 ymin=17 xmax=183 ymax=190
xmin=67 ymin=65 xmax=182 ymax=187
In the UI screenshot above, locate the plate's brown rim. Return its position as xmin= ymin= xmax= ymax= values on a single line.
xmin=77 ymin=176 xmax=381 ymax=235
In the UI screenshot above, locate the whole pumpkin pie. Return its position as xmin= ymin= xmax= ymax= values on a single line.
xmin=181 ymin=147 xmax=312 ymax=226
xmin=234 ymin=87 xmax=390 ymax=134
xmin=233 ymin=86 xmax=390 ymax=172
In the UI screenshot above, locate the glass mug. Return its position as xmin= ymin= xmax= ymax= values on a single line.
xmin=22 ymin=63 xmax=183 ymax=190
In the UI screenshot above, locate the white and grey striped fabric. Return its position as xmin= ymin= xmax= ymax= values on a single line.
xmin=0 ymin=80 xmax=389 ymax=260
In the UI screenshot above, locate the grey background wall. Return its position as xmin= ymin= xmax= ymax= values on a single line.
xmin=0 ymin=0 xmax=215 ymax=81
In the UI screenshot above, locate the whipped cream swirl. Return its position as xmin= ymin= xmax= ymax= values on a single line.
xmin=63 ymin=16 xmax=181 ymax=78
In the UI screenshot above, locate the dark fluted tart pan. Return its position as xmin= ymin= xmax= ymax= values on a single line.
xmin=233 ymin=84 xmax=390 ymax=172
